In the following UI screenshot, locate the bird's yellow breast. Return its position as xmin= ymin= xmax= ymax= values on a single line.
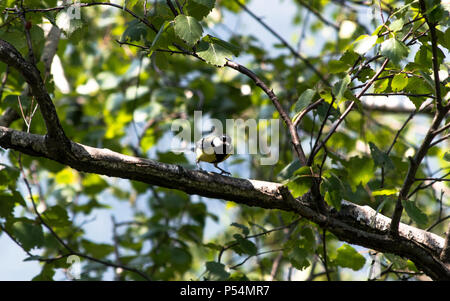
xmin=196 ymin=147 xmax=231 ymax=163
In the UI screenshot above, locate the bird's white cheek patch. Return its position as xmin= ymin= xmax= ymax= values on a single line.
xmin=212 ymin=137 xmax=221 ymax=147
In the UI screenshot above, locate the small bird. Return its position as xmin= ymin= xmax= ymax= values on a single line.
xmin=195 ymin=134 xmax=233 ymax=175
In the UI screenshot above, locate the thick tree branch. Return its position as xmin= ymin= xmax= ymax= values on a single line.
xmin=0 ymin=126 xmax=449 ymax=279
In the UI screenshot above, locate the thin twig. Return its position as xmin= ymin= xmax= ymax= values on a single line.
xmin=5 ymin=2 xmax=158 ymax=32
xmin=217 ymin=218 xmax=301 ymax=263
xmin=293 ymin=98 xmax=323 ymax=127
xmin=307 ymin=95 xmax=335 ymax=166
xmin=297 ymin=0 xmax=340 ymax=30
xmin=429 ymin=134 xmax=450 ymax=148
xmin=234 ymin=0 xmax=330 ymax=86
xmin=225 ymin=60 xmax=307 ymax=165
xmin=309 ymin=58 xmax=390 ymax=164
xmin=433 ymin=123 xmax=450 ymax=136
xmin=17 ymin=4 xmax=36 ymax=64
xmin=322 ymin=229 xmax=331 ymax=281
xmin=426 ymin=215 xmax=450 ymax=232
xmin=229 ymin=248 xmax=285 ymax=270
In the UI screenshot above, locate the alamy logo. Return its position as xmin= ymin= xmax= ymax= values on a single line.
xmin=63 ymin=0 xmax=81 ymax=20
xmin=66 ymin=255 xmax=81 ymax=280
xmin=170 ymin=111 xmax=281 ymax=165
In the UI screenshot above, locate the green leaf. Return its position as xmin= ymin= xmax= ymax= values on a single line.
xmin=292 ymin=89 xmax=316 ymax=118
xmin=153 ymin=51 xmax=169 ymax=69
xmin=203 ymin=243 xmax=223 ymax=251
xmin=444 ymin=27 xmax=450 ymax=50
xmin=380 ymin=38 xmax=409 ymax=64
xmin=444 ymin=151 xmax=450 ymax=162
xmin=372 ymin=189 xmax=397 ymax=196
xmin=170 ymin=247 xmax=192 ymax=270
xmin=286 ymin=166 xmax=314 ymax=198
xmin=54 ymin=168 xmax=76 ymax=185
xmin=0 ymin=164 xmax=20 ymax=189
xmin=206 ymin=261 xmax=230 ymax=280
xmin=374 ymin=77 xmax=390 ymax=93
xmin=414 ymin=45 xmax=432 ymax=68
xmin=353 ymin=35 xmax=378 ymax=55
xmin=402 ymin=200 xmax=428 ymax=226
xmin=192 ymin=0 xmax=215 ymax=9
xmin=277 ymin=160 xmax=302 ymax=181
xmin=345 ymin=156 xmax=374 ymax=189
xmin=125 ymin=0 xmax=140 ymax=8
xmin=12 ymin=220 xmax=44 ymax=252
xmin=82 ymin=174 xmax=108 ymax=196
xmin=203 ymin=34 xmax=241 ymax=56
xmin=185 ymin=0 xmax=215 ymax=20
xmin=233 ymin=234 xmax=257 ymax=255
xmin=42 ymin=205 xmax=71 ymax=227
xmin=32 ymin=264 xmax=55 ymax=281
xmin=174 ymin=14 xmax=203 ymax=46
xmin=404 ymin=77 xmax=433 ymax=109
xmin=384 ymin=253 xmax=408 ymax=270
xmin=340 ymin=50 xmax=359 ymax=66
xmin=322 ymin=172 xmax=345 ymax=210
xmin=0 ymin=190 xmax=25 ymax=218
xmin=0 ymin=194 xmax=15 ymax=218
xmin=288 ymin=247 xmax=310 ymax=271
xmin=334 ymin=244 xmax=366 ymax=271
xmin=369 ymin=142 xmax=394 ymax=169
xmin=149 ymin=21 xmax=170 ymax=55
xmin=391 ymin=74 xmax=409 ymax=92
xmin=81 ymin=240 xmax=115 ymax=259
xmin=389 ymin=19 xmax=404 ymax=32
xmin=196 ymin=41 xmax=233 ymax=67
xmin=299 ymin=227 xmax=317 ymax=252
xmin=332 ymin=74 xmax=351 ymax=102
xmin=121 ymin=19 xmax=147 ymax=42
xmin=329 ymin=60 xmax=348 ymax=73
xmin=356 ymin=66 xmax=375 ymax=82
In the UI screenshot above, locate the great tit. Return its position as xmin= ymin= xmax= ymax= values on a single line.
xmin=195 ymin=134 xmax=232 ymax=175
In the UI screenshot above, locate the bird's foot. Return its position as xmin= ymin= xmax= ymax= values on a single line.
xmin=218 ymin=169 xmax=231 ymax=176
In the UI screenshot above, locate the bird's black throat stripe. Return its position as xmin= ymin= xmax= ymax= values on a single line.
xmin=211 ymin=144 xmax=229 ymax=163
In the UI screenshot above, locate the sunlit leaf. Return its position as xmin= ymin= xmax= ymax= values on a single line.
xmin=174 ymin=14 xmax=203 ymax=46
xmin=196 ymin=40 xmax=233 ymax=66
xmin=380 ymin=38 xmax=409 ymax=64
xmin=352 ymin=35 xmax=378 ymax=55
xmin=333 ymin=244 xmax=366 ymax=271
